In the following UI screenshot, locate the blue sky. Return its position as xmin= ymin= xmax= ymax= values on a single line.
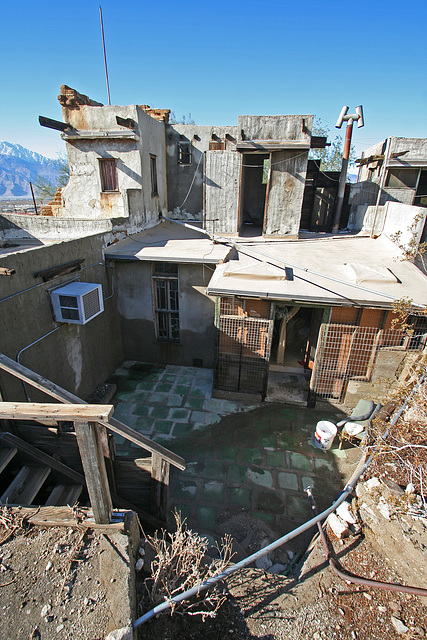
xmin=1 ymin=0 xmax=426 ymax=159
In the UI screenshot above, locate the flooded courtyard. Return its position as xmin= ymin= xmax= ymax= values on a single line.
xmin=109 ymin=362 xmax=355 ymax=557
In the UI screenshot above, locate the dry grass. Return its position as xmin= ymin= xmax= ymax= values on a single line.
xmin=144 ymin=511 xmax=234 ymax=619
xmin=366 ymin=361 xmax=427 ymax=512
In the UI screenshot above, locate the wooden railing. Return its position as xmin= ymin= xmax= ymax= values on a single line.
xmin=0 ymin=354 xmax=186 ymax=524
xmin=0 ymin=401 xmax=115 ymax=524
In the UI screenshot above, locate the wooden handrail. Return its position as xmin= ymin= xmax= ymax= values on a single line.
xmin=0 ymin=354 xmax=185 ymax=470
xmin=0 ymin=430 xmax=165 ymax=529
xmin=0 ymin=402 xmax=113 ymax=423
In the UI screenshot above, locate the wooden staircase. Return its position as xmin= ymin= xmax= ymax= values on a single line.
xmin=0 ymin=440 xmax=83 ymax=508
xmin=0 ymin=354 xmax=186 ymax=528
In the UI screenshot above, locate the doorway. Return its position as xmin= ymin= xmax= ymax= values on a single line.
xmin=238 ymin=153 xmax=269 ymax=236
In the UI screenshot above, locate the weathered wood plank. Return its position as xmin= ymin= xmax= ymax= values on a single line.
xmin=0 ymin=402 xmax=113 ymax=423
xmin=1 ymin=465 xmax=51 ymax=504
xmin=236 ymin=140 xmax=311 ymax=151
xmin=134 ymin=457 xmax=152 ymax=472
xmin=0 ymin=432 xmax=86 ymax=485
xmin=5 ymin=506 xmax=132 ymax=531
xmin=151 ymin=453 xmax=170 ymax=523
xmin=74 ymin=421 xmax=112 ymax=525
xmin=45 ymin=483 xmax=83 ymax=506
xmin=0 ymin=446 xmax=17 ymax=473
xmin=14 ymin=425 xmax=83 ymax=472
xmin=0 ymin=354 xmax=185 ymax=470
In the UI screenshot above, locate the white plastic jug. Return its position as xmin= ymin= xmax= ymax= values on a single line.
xmin=314 ymin=420 xmax=337 ymax=450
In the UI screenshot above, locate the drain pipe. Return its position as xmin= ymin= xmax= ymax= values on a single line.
xmin=16 ymin=326 xmax=63 ymax=401
xmin=306 ymin=487 xmax=427 ymax=598
xmin=133 ymin=378 xmax=422 ymax=629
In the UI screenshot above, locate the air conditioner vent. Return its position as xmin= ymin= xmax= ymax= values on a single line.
xmin=51 ymin=283 xmax=104 ymax=325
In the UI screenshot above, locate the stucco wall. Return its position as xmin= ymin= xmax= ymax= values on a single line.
xmin=166 ymin=124 xmax=238 ymax=220
xmin=59 ymin=105 xmax=167 ymax=225
xmin=0 ymin=234 xmax=123 ymax=402
xmin=237 ymin=115 xmax=313 ymax=142
xmin=114 ymin=261 xmax=216 ymax=367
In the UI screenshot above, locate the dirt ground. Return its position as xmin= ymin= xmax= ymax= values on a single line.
xmin=0 ymin=523 xmax=110 ymax=640
xmin=137 ymin=526 xmax=427 ymax=640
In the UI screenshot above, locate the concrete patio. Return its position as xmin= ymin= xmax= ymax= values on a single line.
xmin=109 ymin=362 xmax=355 ymax=554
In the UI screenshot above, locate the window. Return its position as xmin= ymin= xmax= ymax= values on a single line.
xmin=178 ymin=141 xmax=192 ymax=165
xmin=152 ymin=262 xmax=179 ymax=342
xmin=150 ymin=155 xmax=158 ymax=195
xmin=385 ymin=168 xmax=419 ymax=189
xmin=100 ymin=158 xmax=118 ymax=192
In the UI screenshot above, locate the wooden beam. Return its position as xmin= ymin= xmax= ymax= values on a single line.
xmin=39 ymin=115 xmax=70 ymax=132
xmin=0 ymin=354 xmax=186 ymax=470
xmin=33 ymin=259 xmax=84 ymax=282
xmin=74 ymin=421 xmax=112 ymax=525
xmin=5 ymin=506 xmax=133 ymax=531
xmin=0 ymin=432 xmax=86 ymax=484
xmin=236 ymin=140 xmax=310 ymax=152
xmin=0 ymin=431 xmax=164 ymax=529
xmin=151 ymin=453 xmax=170 ymax=523
xmin=0 ymin=402 xmax=113 ymax=423
xmin=134 ymin=457 xmax=152 ymax=472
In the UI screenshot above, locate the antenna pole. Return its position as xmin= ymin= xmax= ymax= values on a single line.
xmin=332 ymin=105 xmax=364 ymax=233
xmin=99 ymin=6 xmax=111 ymax=106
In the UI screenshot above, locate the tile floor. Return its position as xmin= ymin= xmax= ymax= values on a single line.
xmin=109 ymin=361 xmax=348 ymax=545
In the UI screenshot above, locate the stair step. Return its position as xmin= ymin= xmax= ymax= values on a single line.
xmin=0 ymin=446 xmax=18 ymax=473
xmin=45 ymin=483 xmax=83 ymax=506
xmin=1 ymin=465 xmax=51 ymax=505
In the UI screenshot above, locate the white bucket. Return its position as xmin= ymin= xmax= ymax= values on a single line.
xmin=314 ymin=420 xmax=337 ymax=450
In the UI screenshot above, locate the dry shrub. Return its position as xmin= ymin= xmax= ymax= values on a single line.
xmin=367 ymin=361 xmax=427 ymax=513
xmin=144 ymin=511 xmax=234 ymax=618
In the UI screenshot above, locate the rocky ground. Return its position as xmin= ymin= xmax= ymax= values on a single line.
xmin=0 ymin=519 xmax=110 ymax=639
xmin=137 ymin=521 xmax=427 ymax=640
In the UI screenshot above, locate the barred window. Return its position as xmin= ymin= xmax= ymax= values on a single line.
xmin=152 ymin=262 xmax=179 ymax=342
xmin=178 ymin=141 xmax=192 ymax=165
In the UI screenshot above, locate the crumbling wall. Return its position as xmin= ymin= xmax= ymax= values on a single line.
xmin=55 ymin=87 xmax=168 ymax=227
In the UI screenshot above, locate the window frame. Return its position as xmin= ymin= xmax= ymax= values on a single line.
xmin=178 ymin=141 xmax=192 ymax=165
xmin=150 ymin=154 xmax=158 ymax=196
xmin=99 ymin=158 xmax=119 ymax=192
xmin=152 ymin=262 xmax=180 ymax=342
xmin=385 ymin=167 xmax=420 ymax=189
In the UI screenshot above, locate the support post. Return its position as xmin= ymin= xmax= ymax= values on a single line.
xmin=151 ymin=453 xmax=170 ymax=523
xmin=74 ymin=421 xmax=112 ymax=524
xmin=332 ymin=119 xmax=354 ymax=233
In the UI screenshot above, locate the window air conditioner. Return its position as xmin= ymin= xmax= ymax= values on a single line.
xmin=51 ymin=282 xmax=104 ymax=325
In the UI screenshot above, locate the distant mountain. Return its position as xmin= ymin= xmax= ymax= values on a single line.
xmin=0 ymin=142 xmax=61 ymax=199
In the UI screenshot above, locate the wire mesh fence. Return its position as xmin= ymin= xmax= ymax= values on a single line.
xmin=310 ymin=323 xmax=427 ymax=401
xmin=214 ymin=297 xmax=273 ymax=395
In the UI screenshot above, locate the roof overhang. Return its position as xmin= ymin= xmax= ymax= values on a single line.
xmin=236 ymin=140 xmax=311 ymax=152
xmin=105 ymin=220 xmax=230 ymax=264
xmin=206 ymin=235 xmax=427 ymax=309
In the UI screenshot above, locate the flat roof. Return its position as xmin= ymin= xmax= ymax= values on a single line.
xmin=207 ymin=234 xmax=427 ymax=308
xmin=105 ymin=220 xmax=231 ymax=264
